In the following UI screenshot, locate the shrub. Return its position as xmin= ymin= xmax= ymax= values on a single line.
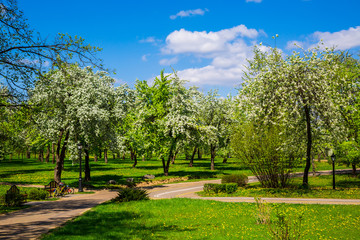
xmin=28 ymin=188 xmax=49 ymax=200
xmin=112 ymin=188 xmax=149 ymax=202
xmin=222 ymin=174 xmax=248 ymax=187
xmin=3 ymin=192 xmax=24 ymax=207
xmin=203 ymin=183 xmax=238 ymax=194
xmin=225 ymin=183 xmax=238 ymax=194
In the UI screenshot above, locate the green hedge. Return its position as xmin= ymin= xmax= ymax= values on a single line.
xmin=203 ymin=183 xmax=238 ymax=194
xmin=221 ymin=174 xmax=248 ymax=187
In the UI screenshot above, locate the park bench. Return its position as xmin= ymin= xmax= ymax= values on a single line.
xmin=5 ymin=185 xmax=27 ymax=206
xmin=44 ymin=181 xmax=59 ymax=195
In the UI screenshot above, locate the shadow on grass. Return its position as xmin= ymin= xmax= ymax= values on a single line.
xmin=43 ymin=203 xmax=193 ymax=240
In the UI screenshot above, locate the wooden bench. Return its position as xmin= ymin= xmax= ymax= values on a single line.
xmin=44 ymin=181 xmax=59 ymax=195
xmin=5 ymin=185 xmax=27 ymax=206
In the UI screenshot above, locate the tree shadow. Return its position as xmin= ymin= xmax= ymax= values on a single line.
xmin=42 ymin=203 xmax=194 ymax=240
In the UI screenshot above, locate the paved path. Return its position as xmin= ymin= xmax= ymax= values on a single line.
xmin=0 ymin=190 xmax=118 ymax=240
xmin=146 ymin=169 xmax=360 ymax=205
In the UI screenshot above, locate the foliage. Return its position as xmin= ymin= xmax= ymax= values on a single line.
xmin=203 ymin=183 xmax=238 ymax=194
xmin=2 ymin=191 xmax=23 ymax=207
xmin=199 ymin=174 xmax=360 ymax=199
xmin=30 ymin=64 xmax=118 ymax=182
xmin=27 ymin=188 xmax=49 ymax=200
xmin=134 ymin=70 xmax=198 ymax=175
xmin=221 ymin=174 xmax=248 ymax=186
xmin=239 ymin=45 xmax=347 ymax=185
xmin=231 ymin=123 xmax=300 ymax=188
xmin=112 ymin=187 xmax=149 ymax=202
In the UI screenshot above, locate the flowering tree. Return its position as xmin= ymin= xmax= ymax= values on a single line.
xmin=31 ymin=65 xmax=116 ymax=182
xmin=239 ymin=46 xmax=345 ymax=185
xmin=135 ymin=71 xmax=197 ymax=176
xmin=199 ymin=90 xmax=234 ymax=170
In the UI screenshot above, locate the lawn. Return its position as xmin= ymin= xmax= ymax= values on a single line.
xmin=0 ymin=156 xmax=347 ymax=189
xmin=199 ymin=174 xmax=360 ymax=199
xmin=41 ymin=198 xmax=360 ymax=240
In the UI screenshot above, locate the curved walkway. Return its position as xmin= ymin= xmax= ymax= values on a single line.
xmin=0 ymin=190 xmax=118 ymax=240
xmin=146 ymin=169 xmax=360 ymax=205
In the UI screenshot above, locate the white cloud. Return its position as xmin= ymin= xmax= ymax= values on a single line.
xmin=163 ymin=25 xmax=260 ymax=55
xmin=246 ymin=0 xmax=262 ymax=3
xmin=159 ymin=57 xmax=178 ymax=66
xmin=170 ymin=8 xmax=208 ymax=20
xmin=139 ymin=36 xmax=161 ymax=44
xmin=161 ymin=25 xmax=264 ymax=86
xmin=312 ymin=26 xmax=360 ymax=50
xmin=287 ymin=26 xmax=360 ymax=51
xmin=141 ymin=54 xmax=150 ymax=61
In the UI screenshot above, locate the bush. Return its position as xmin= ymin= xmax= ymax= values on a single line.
xmin=222 ymin=174 xmax=248 ymax=187
xmin=203 ymin=183 xmax=238 ymax=194
xmin=112 ymin=188 xmax=149 ymax=202
xmin=3 ymin=192 xmax=24 ymax=207
xmin=225 ymin=183 xmax=238 ymax=194
xmin=28 ymin=188 xmax=49 ymax=200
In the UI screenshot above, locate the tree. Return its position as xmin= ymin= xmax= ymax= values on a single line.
xmin=30 ymin=65 xmax=116 ymax=182
xmin=0 ymin=0 xmax=102 ymax=103
xmin=199 ymin=90 xmax=234 ymax=170
xmin=240 ymin=46 xmax=345 ymax=186
xmin=135 ymin=71 xmax=197 ymax=176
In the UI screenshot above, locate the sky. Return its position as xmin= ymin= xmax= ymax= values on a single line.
xmin=19 ymin=0 xmax=360 ymax=96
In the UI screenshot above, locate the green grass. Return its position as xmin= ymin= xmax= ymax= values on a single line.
xmin=0 ymin=156 xmax=346 ymax=189
xmin=41 ymin=198 xmax=360 ymax=240
xmin=199 ymin=174 xmax=360 ymax=199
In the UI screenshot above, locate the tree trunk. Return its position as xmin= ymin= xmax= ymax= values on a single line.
xmin=26 ymin=148 xmax=30 ymax=159
xmin=171 ymin=150 xmax=178 ymax=164
xmin=122 ymin=153 xmax=125 ymax=161
xmin=45 ymin=144 xmax=50 ymax=163
xmin=197 ymin=148 xmax=202 ymax=159
xmin=52 ymin=143 xmax=55 ymax=164
xmin=189 ymin=146 xmax=197 ymax=167
xmin=210 ymin=144 xmax=216 ymax=170
xmin=39 ymin=149 xmax=44 ymax=162
xmin=311 ymin=153 xmax=316 ymax=176
xmin=132 ymin=153 xmax=137 ymax=168
xmin=94 ymin=154 xmax=98 ymax=162
xmin=303 ymin=105 xmax=312 ymax=186
xmin=104 ymin=149 xmax=108 ymax=163
xmin=142 ymin=155 xmax=145 ymax=161
xmin=54 ymin=130 xmax=69 ymax=183
xmin=113 ymin=154 xmax=115 ymax=160
xmin=222 ymin=157 xmax=227 ymax=163
xmin=84 ymin=147 xmax=91 ymax=182
xmin=99 ymin=150 xmax=102 ymax=159
xmin=317 ymin=152 xmax=321 ymax=162
xmin=352 ymin=163 xmax=357 ymax=176
xmin=117 ymin=152 xmax=120 ymax=158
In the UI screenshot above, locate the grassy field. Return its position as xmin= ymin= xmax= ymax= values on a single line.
xmin=0 ymin=156 xmax=348 ymax=189
xmin=199 ymin=174 xmax=360 ymax=199
xmin=41 ymin=198 xmax=360 ymax=240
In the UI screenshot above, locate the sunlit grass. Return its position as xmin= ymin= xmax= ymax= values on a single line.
xmin=41 ymin=198 xmax=360 ymax=240
xmin=0 ymin=156 xmax=345 ymax=189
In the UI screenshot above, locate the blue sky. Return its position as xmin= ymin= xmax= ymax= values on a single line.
xmin=19 ymin=0 xmax=360 ymax=96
